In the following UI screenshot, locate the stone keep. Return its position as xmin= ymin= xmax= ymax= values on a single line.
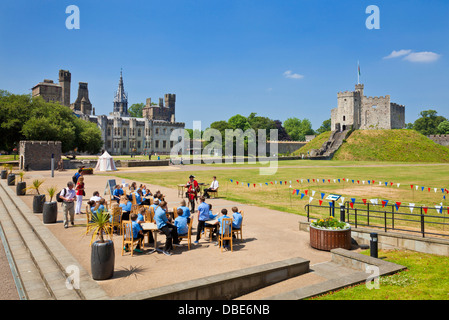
xmin=331 ymin=84 xmax=405 ymax=131
xmin=19 ymin=141 xmax=62 ymax=171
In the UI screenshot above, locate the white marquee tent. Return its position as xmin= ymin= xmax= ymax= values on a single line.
xmin=94 ymin=151 xmax=117 ymax=172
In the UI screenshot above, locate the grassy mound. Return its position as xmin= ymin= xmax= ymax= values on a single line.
xmin=292 ymin=131 xmax=332 ymax=156
xmin=333 ymin=129 xmax=449 ymax=162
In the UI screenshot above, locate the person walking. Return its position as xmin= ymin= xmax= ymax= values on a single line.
xmin=60 ymin=181 xmax=76 ymax=228
xmin=75 ymin=176 xmax=85 ymax=215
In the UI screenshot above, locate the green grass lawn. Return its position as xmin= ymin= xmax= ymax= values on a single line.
xmin=310 ymin=249 xmax=449 ymax=300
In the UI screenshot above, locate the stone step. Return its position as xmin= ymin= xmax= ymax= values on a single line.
xmin=0 ymin=181 xmax=109 ymax=300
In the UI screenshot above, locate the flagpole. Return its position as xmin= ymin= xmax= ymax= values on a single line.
xmin=357 ymin=61 xmax=360 ymax=85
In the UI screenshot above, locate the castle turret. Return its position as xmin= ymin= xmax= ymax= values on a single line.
xmin=113 ymin=70 xmax=129 ymax=117
xmin=58 ymin=70 xmax=71 ymax=107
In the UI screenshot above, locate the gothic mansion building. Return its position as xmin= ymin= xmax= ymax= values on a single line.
xmin=32 ymin=70 xmax=185 ymax=155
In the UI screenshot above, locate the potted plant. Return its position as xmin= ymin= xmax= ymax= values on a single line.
xmin=7 ymin=164 xmax=15 ymax=186
xmin=27 ymin=179 xmax=46 ymax=213
xmin=0 ymin=164 xmax=7 ymax=179
xmin=85 ymin=209 xmax=115 ymax=280
xmin=42 ymin=186 xmax=58 ymax=224
xmin=309 ymin=216 xmax=352 ymax=251
xmin=16 ymin=171 xmax=26 ymax=196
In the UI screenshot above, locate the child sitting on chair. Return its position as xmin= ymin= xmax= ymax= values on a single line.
xmin=174 ymin=208 xmax=188 ymax=237
xmin=137 ymin=207 xmax=154 ymax=244
xmin=216 ymin=208 xmax=232 ymax=249
xmin=124 ymin=213 xmax=144 ymax=253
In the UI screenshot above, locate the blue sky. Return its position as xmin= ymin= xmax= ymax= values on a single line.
xmin=1 ymin=0 xmax=448 ymax=130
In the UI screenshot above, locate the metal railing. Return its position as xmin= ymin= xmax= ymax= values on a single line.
xmin=305 ymin=201 xmax=449 ymax=239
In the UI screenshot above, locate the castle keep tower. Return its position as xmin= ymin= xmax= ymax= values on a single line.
xmin=331 ymin=84 xmax=405 ymax=131
xmin=142 ymin=93 xmax=176 ymax=122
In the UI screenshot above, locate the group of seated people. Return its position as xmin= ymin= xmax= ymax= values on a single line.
xmin=106 ymin=181 xmax=243 ymax=255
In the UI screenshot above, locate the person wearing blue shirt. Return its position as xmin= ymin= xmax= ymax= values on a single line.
xmin=123 ymin=213 xmax=144 ymax=253
xmin=137 ymin=207 xmax=154 ymax=244
xmin=112 ymin=185 xmax=124 ymax=203
xmin=119 ymin=195 xmax=132 ymax=221
xmin=194 ymin=196 xmax=210 ymax=244
xmin=178 ymin=200 xmax=191 ymax=223
xmin=174 ymin=208 xmax=188 ymax=236
xmin=216 ymin=208 xmax=232 ymax=250
xmin=231 ymin=206 xmax=243 ymax=230
xmin=204 ymin=203 xmax=218 ymax=239
xmin=154 ymin=201 xmax=180 ymax=256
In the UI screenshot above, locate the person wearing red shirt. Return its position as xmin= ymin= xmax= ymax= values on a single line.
xmin=185 ymin=175 xmax=199 ymax=212
xmin=75 ymin=176 xmax=85 ymax=215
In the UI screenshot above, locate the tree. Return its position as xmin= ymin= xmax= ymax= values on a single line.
xmin=412 ymin=110 xmax=447 ymax=136
xmin=437 ymin=120 xmax=449 ymax=134
xmin=316 ymin=119 xmax=331 ymax=135
xmin=0 ymin=90 xmax=103 ymax=154
xmin=283 ymin=117 xmax=315 ymax=141
xmin=128 ymin=103 xmax=145 ymax=118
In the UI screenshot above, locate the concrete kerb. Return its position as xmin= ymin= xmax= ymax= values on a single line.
xmin=116 ymin=257 xmax=310 ymax=300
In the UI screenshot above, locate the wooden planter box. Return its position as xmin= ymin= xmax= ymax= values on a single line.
xmin=309 ymin=225 xmax=352 ymax=251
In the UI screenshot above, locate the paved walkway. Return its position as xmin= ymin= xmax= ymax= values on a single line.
xmin=4 ymin=166 xmax=333 ymax=298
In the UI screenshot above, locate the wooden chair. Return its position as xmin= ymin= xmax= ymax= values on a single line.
xmin=231 ymin=211 xmax=244 ymax=240
xmin=204 ymin=221 xmax=217 ymax=241
xmin=121 ymin=220 xmax=143 ymax=256
xmin=218 ymin=218 xmax=233 ymax=252
xmin=178 ymin=217 xmax=194 ymax=250
xmin=148 ymin=207 xmax=155 ymax=223
xmin=85 ymin=204 xmax=93 ymax=232
xmin=131 ymin=193 xmax=137 ymax=205
xmin=209 ymin=188 xmax=219 ymax=198
xmin=173 ymin=207 xmax=178 ymax=219
xmin=131 ymin=204 xmax=140 ymax=215
xmin=109 ymin=206 xmax=123 ymax=235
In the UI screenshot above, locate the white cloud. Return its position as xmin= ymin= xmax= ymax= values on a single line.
xmin=403 ymin=51 xmax=441 ymax=63
xmin=283 ymin=70 xmax=304 ymax=79
xmin=383 ymin=49 xmax=412 ymax=59
xmin=383 ymin=49 xmax=441 ymax=63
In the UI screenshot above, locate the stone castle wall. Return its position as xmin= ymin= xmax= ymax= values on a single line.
xmin=428 ymin=135 xmax=449 ymax=147
xmin=19 ymin=141 xmax=62 ymax=171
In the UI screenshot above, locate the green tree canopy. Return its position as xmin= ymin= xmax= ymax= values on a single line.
xmin=128 ymin=102 xmax=145 ymax=118
xmin=0 ymin=91 xmax=103 ymax=154
xmin=283 ymin=117 xmax=315 ymax=141
xmin=316 ymin=118 xmax=331 ymax=135
xmin=437 ymin=120 xmax=449 ymax=134
xmin=412 ymin=109 xmax=447 ymax=136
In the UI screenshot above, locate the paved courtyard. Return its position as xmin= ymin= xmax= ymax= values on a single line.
xmin=10 ymin=165 xmax=333 ymax=298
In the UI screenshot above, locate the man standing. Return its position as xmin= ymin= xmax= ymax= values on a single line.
xmin=194 ymin=196 xmax=209 ymax=244
xmin=203 ymin=176 xmax=219 ymax=198
xmin=60 ymin=181 xmax=76 ymax=229
xmin=185 ymin=175 xmax=199 ymax=212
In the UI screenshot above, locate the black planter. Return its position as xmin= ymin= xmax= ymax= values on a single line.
xmin=0 ymin=170 xmax=7 ymax=179
xmin=16 ymin=181 xmax=26 ymax=196
xmin=42 ymin=202 xmax=58 ymax=224
xmin=7 ymin=174 xmax=15 ymax=186
xmin=33 ymin=194 xmax=46 ymax=213
xmin=91 ymin=240 xmax=115 ymax=280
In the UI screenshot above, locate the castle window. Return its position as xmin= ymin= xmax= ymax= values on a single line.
xmin=343 ymin=116 xmax=346 ymax=121
xmin=138 ymin=129 xmax=141 ymax=137
xmin=107 ymin=128 xmax=111 ymax=136
xmin=123 ymin=128 xmax=126 ymax=136
xmin=163 ymin=128 xmax=166 ymax=134
xmin=163 ymin=140 xmax=167 ymax=149
xmin=155 ymin=140 xmax=159 ymax=148
xmin=155 ymin=128 xmax=159 ymax=135
xmin=137 ymin=141 xmax=141 ymax=149
xmin=170 ymin=141 xmax=174 ymax=149
xmin=123 ymin=141 xmax=126 ymax=148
